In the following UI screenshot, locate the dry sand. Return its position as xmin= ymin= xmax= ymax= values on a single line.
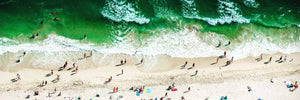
xmin=0 ymin=52 xmax=299 ymax=100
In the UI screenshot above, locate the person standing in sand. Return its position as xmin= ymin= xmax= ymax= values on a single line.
xmin=84 ymin=53 xmax=87 ymax=58
xmin=16 ymin=73 xmax=20 ymax=80
xmin=121 ymin=69 xmax=123 ymax=74
xmin=51 ymin=69 xmax=53 ymax=75
xmin=216 ymin=57 xmax=219 ymax=63
xmin=192 ymin=63 xmax=195 ymax=68
xmin=224 ymin=51 xmax=227 ymax=58
xmin=195 ymin=70 xmax=198 ymax=75
xmin=284 ymin=56 xmax=287 ymax=62
xmin=268 ymin=57 xmax=272 ymax=63
xmin=260 ymin=54 xmax=263 ymax=60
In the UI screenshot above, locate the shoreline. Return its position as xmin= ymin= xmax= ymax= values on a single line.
xmin=0 ymin=52 xmax=299 ymax=99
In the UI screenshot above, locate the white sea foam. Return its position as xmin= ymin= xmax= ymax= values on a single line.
xmin=243 ymin=0 xmax=260 ymax=8
xmin=297 ymin=24 xmax=300 ymax=28
xmin=0 ymin=28 xmax=299 ymax=61
xmin=181 ymin=0 xmax=199 ymax=19
xmin=181 ymin=0 xmax=250 ymax=25
xmin=101 ymin=0 xmax=150 ymax=24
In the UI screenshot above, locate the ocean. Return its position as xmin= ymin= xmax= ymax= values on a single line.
xmin=0 ymin=0 xmax=300 ymax=60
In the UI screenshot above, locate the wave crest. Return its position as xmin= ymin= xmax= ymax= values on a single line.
xmin=101 ymin=0 xmax=150 ymax=24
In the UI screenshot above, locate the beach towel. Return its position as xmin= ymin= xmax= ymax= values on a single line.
xmin=147 ymin=88 xmax=151 ymax=93
xmin=136 ymin=91 xmax=140 ymax=96
xmin=171 ymin=88 xmax=177 ymax=91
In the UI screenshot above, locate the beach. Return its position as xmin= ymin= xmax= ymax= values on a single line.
xmin=0 ymin=52 xmax=299 ymax=100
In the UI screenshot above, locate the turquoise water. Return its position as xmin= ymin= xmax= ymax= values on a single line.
xmin=0 ymin=0 xmax=299 ymax=58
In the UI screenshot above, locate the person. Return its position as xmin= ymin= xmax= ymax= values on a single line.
xmin=181 ymin=96 xmax=185 ymax=100
xmin=113 ymin=87 xmax=116 ymax=92
xmin=58 ymin=92 xmax=61 ymax=96
xmin=195 ymin=70 xmax=198 ymax=75
xmin=284 ymin=56 xmax=287 ymax=62
xmin=90 ymin=51 xmax=92 ymax=57
xmin=57 ymin=75 xmax=60 ymax=81
xmin=217 ymin=42 xmax=221 ymax=47
xmin=140 ymin=59 xmax=144 ymax=63
xmin=121 ymin=60 xmax=123 ymax=64
xmin=124 ymin=59 xmax=127 ymax=64
xmin=73 ymin=63 xmax=76 ymax=68
xmin=36 ymin=33 xmax=39 ymax=36
xmin=23 ymin=52 xmax=26 ymax=56
xmin=165 ymin=92 xmax=168 ymax=97
xmin=185 ymin=61 xmax=187 ymax=67
xmin=84 ymin=53 xmax=87 ymax=58
xmin=116 ymin=87 xmax=119 ymax=92
xmin=270 ymin=78 xmax=273 ymax=83
xmin=172 ymin=83 xmax=175 ymax=88
xmin=63 ymin=61 xmax=68 ymax=69
xmin=247 ymin=86 xmax=252 ymax=92
xmin=31 ymin=34 xmax=35 ymax=39
xmin=45 ymin=81 xmax=47 ymax=85
xmin=84 ymin=35 xmax=87 ymax=39
xmin=294 ymin=81 xmax=298 ymax=89
xmin=227 ymin=41 xmax=231 ymax=45
xmin=216 ymin=57 xmax=219 ymax=63
xmin=231 ymin=57 xmax=234 ymax=63
xmin=42 ymin=81 xmax=44 ymax=86
xmin=268 ymin=57 xmax=272 ymax=63
xmin=192 ymin=63 xmax=195 ymax=68
xmin=260 ymin=54 xmax=263 ymax=60
xmin=54 ymin=88 xmax=56 ymax=93
xmin=51 ymin=69 xmax=53 ymax=75
xmin=52 ymin=11 xmax=55 ymax=15
xmin=75 ymin=66 xmax=78 ymax=73
xmin=188 ymin=87 xmax=190 ymax=91
xmin=279 ymin=56 xmax=282 ymax=61
xmin=224 ymin=51 xmax=226 ymax=57
xmin=121 ymin=69 xmax=123 ymax=74
xmin=54 ymin=17 xmax=59 ymax=21
xmin=16 ymin=74 xmax=20 ymax=80
xmin=41 ymin=21 xmax=43 ymax=24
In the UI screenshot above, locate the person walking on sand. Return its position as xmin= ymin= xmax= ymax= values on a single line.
xmin=16 ymin=73 xmax=21 ymax=80
xmin=90 ymin=51 xmax=92 ymax=57
xmin=116 ymin=87 xmax=119 ymax=92
xmin=113 ymin=87 xmax=116 ymax=93
xmin=216 ymin=57 xmax=219 ymax=63
xmin=121 ymin=60 xmax=123 ymax=65
xmin=188 ymin=87 xmax=190 ymax=92
xmin=184 ymin=61 xmax=187 ymax=67
xmin=195 ymin=70 xmax=198 ymax=75
xmin=75 ymin=66 xmax=78 ymax=73
xmin=268 ymin=57 xmax=272 ymax=63
xmin=284 ymin=56 xmax=287 ymax=62
xmin=121 ymin=69 xmax=123 ymax=74
xmin=51 ymin=69 xmax=53 ymax=75
xmin=192 ymin=63 xmax=195 ymax=68
xmin=124 ymin=59 xmax=127 ymax=64
xmin=140 ymin=59 xmax=144 ymax=63
xmin=231 ymin=57 xmax=234 ymax=63
xmin=224 ymin=51 xmax=226 ymax=57
xmin=57 ymin=75 xmax=60 ymax=81
xmin=45 ymin=81 xmax=47 ymax=85
xmin=63 ymin=61 xmax=68 ymax=69
xmin=217 ymin=42 xmax=221 ymax=47
xmin=260 ymin=54 xmax=263 ymax=60
xmin=84 ymin=53 xmax=87 ymax=58
xmin=165 ymin=92 xmax=168 ymax=97
xmin=227 ymin=41 xmax=231 ymax=45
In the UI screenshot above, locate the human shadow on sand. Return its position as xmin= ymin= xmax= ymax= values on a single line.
xmin=10 ymin=78 xmax=18 ymax=83
xmin=255 ymin=58 xmax=261 ymax=62
xmin=115 ymin=64 xmax=124 ymax=66
xmin=264 ymin=62 xmax=269 ymax=64
xmin=45 ymin=73 xmax=51 ymax=77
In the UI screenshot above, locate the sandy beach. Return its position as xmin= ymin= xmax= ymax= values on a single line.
xmin=0 ymin=52 xmax=299 ymax=100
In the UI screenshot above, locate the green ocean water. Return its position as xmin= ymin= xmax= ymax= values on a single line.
xmin=0 ymin=0 xmax=300 ymax=44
